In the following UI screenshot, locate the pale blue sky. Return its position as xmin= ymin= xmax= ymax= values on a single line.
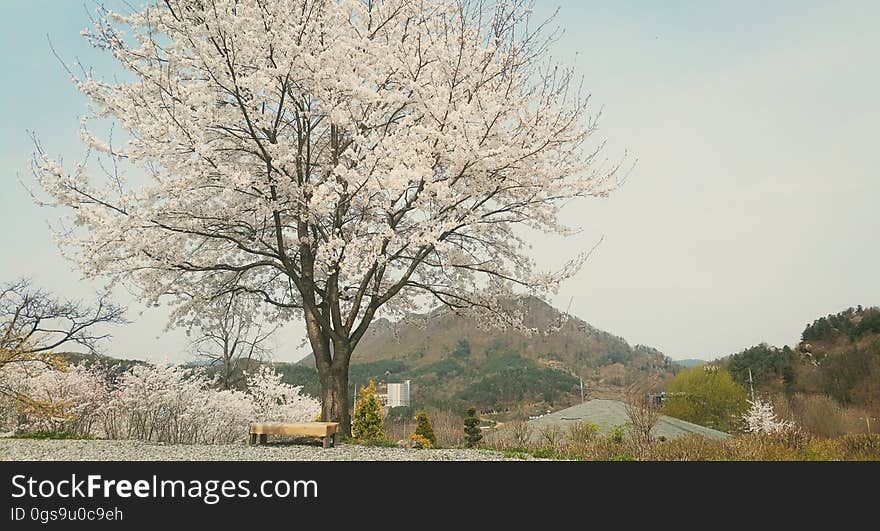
xmin=2 ymin=1 xmax=878 ymax=363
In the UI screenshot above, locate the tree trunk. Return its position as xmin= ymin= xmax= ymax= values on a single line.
xmin=302 ymin=299 xmax=357 ymax=437
xmin=317 ymin=363 xmax=351 ymax=436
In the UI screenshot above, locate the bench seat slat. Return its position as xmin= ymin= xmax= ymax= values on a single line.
xmin=249 ymin=422 xmax=339 ymax=438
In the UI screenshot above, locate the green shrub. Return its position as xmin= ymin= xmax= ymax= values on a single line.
xmin=414 ymin=411 xmax=436 ymax=447
xmin=352 ymin=380 xmax=385 ymax=441
xmin=532 ymin=447 xmax=562 ymax=459
xmin=610 ymin=424 xmax=628 ymax=444
xmin=353 ymin=437 xmax=399 ymax=448
xmin=463 ymin=407 xmax=483 ymax=448
xmin=503 ymin=449 xmax=530 ymax=460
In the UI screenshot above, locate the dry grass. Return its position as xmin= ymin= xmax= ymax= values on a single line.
xmin=484 ymin=422 xmax=880 ymax=461
xmin=384 ymin=405 xmax=880 ymax=460
xmin=769 ymin=392 xmax=877 ymax=438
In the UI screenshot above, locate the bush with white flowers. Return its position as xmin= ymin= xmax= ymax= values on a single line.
xmin=0 ymin=361 xmax=319 ymax=443
xmin=245 ymin=365 xmax=319 ymax=423
xmin=0 ymin=362 xmax=108 ymax=437
xmin=743 ymin=396 xmax=794 ymax=435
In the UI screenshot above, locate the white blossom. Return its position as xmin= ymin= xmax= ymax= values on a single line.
xmin=1 ymin=361 xmax=319 ymax=443
xmin=30 ymin=0 xmax=624 ymax=428
xmin=33 ymin=0 xmax=620 ymax=324
xmin=743 ymin=396 xmax=794 ymax=435
xmin=246 ymin=365 xmax=320 ymax=422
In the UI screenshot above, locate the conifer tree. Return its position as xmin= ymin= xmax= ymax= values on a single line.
xmin=414 ymin=411 xmax=436 ymax=447
xmin=463 ymin=407 xmax=483 ymax=447
xmin=352 ymin=380 xmax=384 ymax=440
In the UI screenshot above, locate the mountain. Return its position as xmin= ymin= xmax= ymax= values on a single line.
xmin=326 ymin=296 xmax=676 ymax=414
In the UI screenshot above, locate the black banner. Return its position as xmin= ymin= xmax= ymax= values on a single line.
xmin=1 ymin=461 xmax=875 ymax=528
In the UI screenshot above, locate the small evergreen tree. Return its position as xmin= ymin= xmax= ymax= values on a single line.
xmin=463 ymin=407 xmax=483 ymax=447
xmin=413 ymin=411 xmax=436 ymax=447
xmin=352 ymin=380 xmax=385 ymax=440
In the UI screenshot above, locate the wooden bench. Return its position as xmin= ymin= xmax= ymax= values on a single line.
xmin=248 ymin=422 xmax=340 ymax=448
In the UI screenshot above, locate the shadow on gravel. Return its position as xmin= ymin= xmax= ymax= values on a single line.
xmin=253 ymin=437 xmax=326 ymax=448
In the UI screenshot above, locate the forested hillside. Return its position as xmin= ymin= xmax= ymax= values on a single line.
xmin=283 ymin=297 xmax=675 ymax=414
xmin=722 ymin=306 xmax=880 ymax=435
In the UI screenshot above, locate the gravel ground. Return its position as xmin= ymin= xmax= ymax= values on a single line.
xmin=0 ymin=439 xmax=529 ymax=461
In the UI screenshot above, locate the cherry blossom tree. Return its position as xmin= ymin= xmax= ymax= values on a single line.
xmin=184 ymin=292 xmax=277 ymax=389
xmin=32 ymin=0 xmax=622 ymax=434
xmin=743 ymin=396 xmax=794 ymax=435
xmin=245 ymin=364 xmax=320 ymax=422
xmin=103 ymin=362 xmax=318 ymax=443
xmin=6 ymin=362 xmax=109 ymax=437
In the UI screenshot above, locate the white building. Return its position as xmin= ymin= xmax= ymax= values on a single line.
xmin=386 ymin=380 xmax=411 ymax=408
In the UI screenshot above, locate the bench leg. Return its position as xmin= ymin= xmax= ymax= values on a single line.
xmin=323 ymin=434 xmax=334 ymax=449
xmin=259 ymin=434 xmax=267 ymax=445
xmin=249 ymin=433 xmax=257 ymax=445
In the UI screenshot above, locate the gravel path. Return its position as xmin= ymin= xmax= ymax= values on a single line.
xmin=0 ymin=439 xmax=528 ymax=461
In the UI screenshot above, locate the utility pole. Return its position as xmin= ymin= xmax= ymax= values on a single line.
xmin=580 ymin=377 xmax=585 ymax=403
xmin=747 ymin=368 xmax=755 ymax=401
xmin=353 ymin=383 xmax=358 ymax=413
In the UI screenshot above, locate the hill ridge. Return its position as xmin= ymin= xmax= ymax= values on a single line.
xmin=339 ymin=296 xmax=676 ymax=412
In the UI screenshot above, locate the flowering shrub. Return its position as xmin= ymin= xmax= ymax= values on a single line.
xmin=409 ymin=433 xmax=433 ymax=449
xmin=100 ymin=363 xmax=252 ymax=444
xmin=0 ymin=362 xmax=107 ymax=437
xmin=245 ymin=365 xmax=320 ymax=423
xmin=0 ymin=361 xmax=319 ymax=444
xmin=26 ymin=363 xmax=108 ymax=437
xmin=743 ymin=396 xmax=794 ymax=435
